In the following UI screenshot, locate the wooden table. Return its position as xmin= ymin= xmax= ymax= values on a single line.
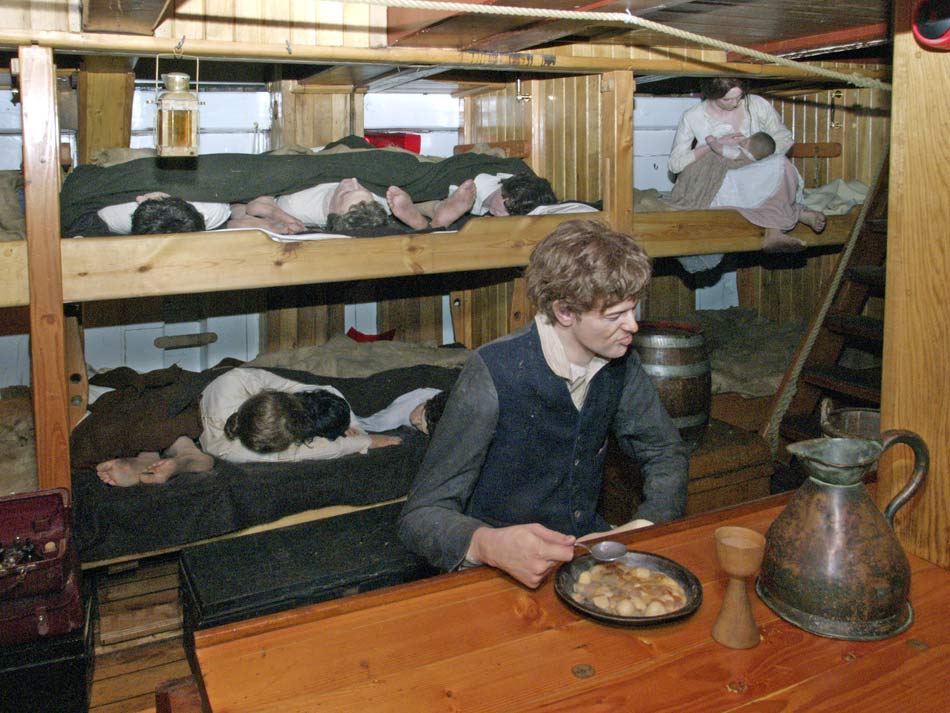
xmin=188 ymin=496 xmax=949 ymax=712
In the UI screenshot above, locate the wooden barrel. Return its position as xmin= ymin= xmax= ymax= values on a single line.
xmin=631 ymin=321 xmax=711 ymax=453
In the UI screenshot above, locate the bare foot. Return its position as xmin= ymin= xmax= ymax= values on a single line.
xmin=141 ymin=436 xmax=213 ymax=484
xmin=761 ymin=228 xmax=807 ymax=254
xmin=96 ymin=452 xmax=161 ymax=487
xmin=432 ymin=179 xmax=476 ymax=228
xmin=386 ymin=186 xmax=429 ymax=230
xmin=800 ymin=209 xmax=827 ymax=233
xmin=245 ymin=196 xmax=306 ymax=234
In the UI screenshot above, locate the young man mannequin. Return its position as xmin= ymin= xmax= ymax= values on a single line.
xmin=398 ymin=219 xmax=689 ymax=588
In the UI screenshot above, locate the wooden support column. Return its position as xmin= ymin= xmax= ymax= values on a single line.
xmin=77 ymin=55 xmax=134 ymax=165
xmin=878 ymin=1 xmax=950 ymax=568
xmin=599 ymin=71 xmax=634 ymax=234
xmin=19 ymin=45 xmax=71 ymax=492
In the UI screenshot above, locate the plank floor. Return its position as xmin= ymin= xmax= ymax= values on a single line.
xmin=89 ymin=555 xmax=189 ymax=713
xmin=84 ymin=393 xmax=772 ymax=712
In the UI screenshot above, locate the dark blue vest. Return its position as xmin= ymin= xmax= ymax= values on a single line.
xmin=467 ymin=324 xmax=625 ymax=536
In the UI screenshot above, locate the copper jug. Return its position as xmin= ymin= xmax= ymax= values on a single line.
xmin=756 ymin=430 xmax=929 ymax=640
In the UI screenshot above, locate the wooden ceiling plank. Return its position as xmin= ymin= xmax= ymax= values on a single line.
xmin=82 ymin=0 xmax=174 ymax=36
xmin=725 ymin=23 xmax=890 ymax=61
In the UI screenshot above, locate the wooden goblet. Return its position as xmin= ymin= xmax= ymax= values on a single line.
xmin=712 ymin=526 xmax=766 ymax=649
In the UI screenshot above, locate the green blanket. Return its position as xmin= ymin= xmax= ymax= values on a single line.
xmin=60 ymin=136 xmax=532 ymax=235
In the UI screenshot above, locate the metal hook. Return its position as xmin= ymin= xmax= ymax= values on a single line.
xmin=515 ymin=78 xmax=531 ymax=103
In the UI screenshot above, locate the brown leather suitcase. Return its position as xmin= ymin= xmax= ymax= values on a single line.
xmin=0 ymin=570 xmax=84 ymax=646
xmin=0 ymin=488 xmax=75 ymax=600
xmin=0 ymin=488 xmax=84 ymax=646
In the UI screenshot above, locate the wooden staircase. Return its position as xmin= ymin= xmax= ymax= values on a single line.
xmin=762 ymin=151 xmax=889 ymax=457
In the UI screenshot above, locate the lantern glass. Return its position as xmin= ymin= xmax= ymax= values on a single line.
xmin=156 ymin=72 xmax=199 ymax=157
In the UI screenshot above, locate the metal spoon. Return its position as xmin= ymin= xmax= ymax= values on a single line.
xmin=574 ymin=540 xmax=628 ymax=562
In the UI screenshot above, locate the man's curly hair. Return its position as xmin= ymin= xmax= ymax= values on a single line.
xmin=325 ymin=200 xmax=391 ymax=234
xmin=500 ymin=174 xmax=557 ymax=215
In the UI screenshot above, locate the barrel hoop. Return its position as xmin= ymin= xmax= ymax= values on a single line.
xmin=633 ymin=333 xmax=706 ymax=349
xmin=670 ymin=413 xmax=709 ymax=429
xmin=641 ymin=361 xmax=711 ymax=379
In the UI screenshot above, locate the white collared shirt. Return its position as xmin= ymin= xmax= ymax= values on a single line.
xmin=534 ymin=314 xmax=609 ymax=410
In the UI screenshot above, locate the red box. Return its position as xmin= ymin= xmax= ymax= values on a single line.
xmin=0 ymin=488 xmax=76 ymax=601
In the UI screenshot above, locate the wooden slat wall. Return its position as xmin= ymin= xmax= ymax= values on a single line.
xmin=0 ymin=0 xmax=75 ymax=32
xmin=736 ymin=68 xmax=890 ymax=324
xmin=151 ymin=0 xmax=386 ymax=47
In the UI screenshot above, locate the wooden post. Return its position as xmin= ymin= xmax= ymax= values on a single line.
xmin=599 ymin=71 xmax=634 ymax=234
xmin=19 ymin=45 xmax=71 ymax=492
xmin=878 ymin=1 xmax=950 ymax=568
xmin=77 ymin=55 xmax=134 ymax=165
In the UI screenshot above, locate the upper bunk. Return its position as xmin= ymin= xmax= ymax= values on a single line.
xmin=0 ymin=2 xmax=891 ymax=495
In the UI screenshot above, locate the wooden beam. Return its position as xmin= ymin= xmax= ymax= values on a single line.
xmin=0 ymin=29 xmax=888 ymax=82
xmin=78 ymin=56 xmax=134 ymax=165
xmin=879 ymin=1 xmax=949 ymax=569
xmin=0 ymin=211 xmax=856 ymax=309
xmin=18 ymin=45 xmax=71 ymax=492
xmin=600 ymin=71 xmax=634 ymax=233
xmin=726 ymin=23 xmax=889 ymax=61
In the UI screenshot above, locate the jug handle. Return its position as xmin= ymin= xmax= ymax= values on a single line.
xmin=879 ymin=429 xmax=930 ymax=527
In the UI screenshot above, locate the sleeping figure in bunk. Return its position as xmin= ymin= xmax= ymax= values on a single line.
xmin=72 ymin=366 xmax=449 ymax=487
xmin=60 ymin=135 xmax=575 ymax=237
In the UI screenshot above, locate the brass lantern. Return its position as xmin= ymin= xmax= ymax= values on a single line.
xmin=155 ymin=71 xmax=199 ymax=157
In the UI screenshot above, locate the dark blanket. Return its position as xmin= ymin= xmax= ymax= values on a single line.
xmin=72 ymin=363 xmax=462 ymax=562
xmin=60 ymin=135 xmax=533 ymax=236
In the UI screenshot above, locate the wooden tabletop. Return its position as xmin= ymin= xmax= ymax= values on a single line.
xmin=190 ymin=496 xmax=949 ymax=712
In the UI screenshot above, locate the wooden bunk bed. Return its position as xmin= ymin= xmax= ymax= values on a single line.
xmin=2 ymin=35 xmax=875 ymax=564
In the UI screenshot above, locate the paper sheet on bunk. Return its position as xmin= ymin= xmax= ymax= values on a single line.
xmin=212 ymin=227 xmax=353 ymax=242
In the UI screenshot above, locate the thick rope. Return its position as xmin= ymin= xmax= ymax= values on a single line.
xmin=760 ymin=148 xmax=889 ymax=453
xmin=346 ymin=0 xmax=891 ymax=92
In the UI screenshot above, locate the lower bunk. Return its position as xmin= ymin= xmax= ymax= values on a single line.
xmin=72 ymin=362 xmax=463 ymax=564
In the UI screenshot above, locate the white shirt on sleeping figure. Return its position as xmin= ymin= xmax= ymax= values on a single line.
xmin=97 ymin=201 xmax=230 ymax=234
xmin=198 ymin=368 xmax=373 ymax=463
xmin=275 ymin=182 xmax=390 ymax=228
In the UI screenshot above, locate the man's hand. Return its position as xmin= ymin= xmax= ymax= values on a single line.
xmin=467 ymin=524 xmax=576 ymax=588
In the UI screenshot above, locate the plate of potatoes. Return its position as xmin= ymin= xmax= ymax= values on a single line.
xmin=555 ymin=551 xmax=702 ymax=626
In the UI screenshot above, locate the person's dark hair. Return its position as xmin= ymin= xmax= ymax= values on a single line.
xmin=500 ymin=173 xmax=557 ymax=215
xmin=131 ymin=197 xmax=206 ymax=234
xmin=525 ymin=219 xmax=652 ymax=322
xmin=747 ymin=131 xmax=776 ymax=160
xmin=295 ymin=390 xmax=351 ymax=441
xmin=223 ymin=388 xmax=351 ymax=454
xmin=325 ymin=200 xmax=391 ymax=233
xmin=700 ymin=77 xmax=750 ymax=101
xmin=423 ymin=390 xmax=450 ymax=437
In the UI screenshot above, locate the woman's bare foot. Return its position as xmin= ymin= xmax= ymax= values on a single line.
xmin=386 ymin=186 xmax=429 ymax=230
xmin=761 ymin=228 xmax=807 ymax=254
xmin=431 ymin=179 xmax=476 ymax=228
xmin=141 ymin=436 xmax=214 ymax=484
xmin=800 ymin=209 xmax=827 ymax=233
xmin=96 ymin=452 xmax=161 ymax=487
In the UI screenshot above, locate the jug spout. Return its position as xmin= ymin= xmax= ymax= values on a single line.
xmin=786 ymin=437 xmax=882 ymax=486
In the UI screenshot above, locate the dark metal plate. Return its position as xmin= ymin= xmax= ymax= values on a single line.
xmin=554 ymin=550 xmax=703 ymax=626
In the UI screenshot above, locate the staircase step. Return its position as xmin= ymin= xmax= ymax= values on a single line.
xmin=801 ymin=364 xmax=881 ymax=404
xmin=865 ymin=218 xmax=888 ymax=234
xmin=780 ymin=413 xmax=821 ymax=444
xmin=824 ymin=313 xmax=884 ymax=342
xmin=847 ymin=265 xmax=885 ymax=292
